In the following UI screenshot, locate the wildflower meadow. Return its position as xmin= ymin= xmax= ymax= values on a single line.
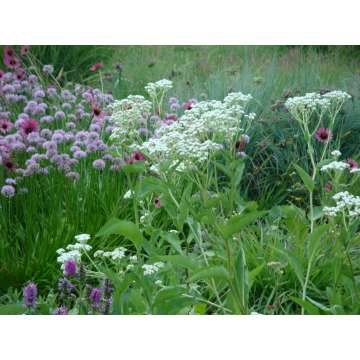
xmin=0 ymin=45 xmax=359 ymax=315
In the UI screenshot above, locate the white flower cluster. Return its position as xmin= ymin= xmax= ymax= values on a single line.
xmin=145 ymin=79 xmax=173 ymax=98
xmin=109 ymin=95 xmax=152 ymax=145
xmin=323 ymin=191 xmax=360 ymax=217
xmin=138 ymin=92 xmax=255 ymax=171
xmin=56 ymin=233 xmax=92 ymax=266
xmin=123 ymin=189 xmax=134 ymax=199
xmin=285 ymin=90 xmax=351 ymax=117
xmin=142 ymin=261 xmax=164 ymax=276
xmin=94 ymin=247 xmax=127 ymax=261
xmin=320 ymin=161 xmax=349 ymax=173
xmin=331 ymin=150 xmax=341 ymax=158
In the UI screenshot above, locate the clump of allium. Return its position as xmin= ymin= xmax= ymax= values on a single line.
xmin=315 ymin=127 xmax=332 ymax=143
xmin=23 ymin=282 xmax=37 ymax=309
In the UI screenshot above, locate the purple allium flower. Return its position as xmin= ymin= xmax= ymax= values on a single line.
xmin=52 ymin=133 xmax=64 ymax=144
xmin=66 ymin=121 xmax=76 ymax=130
xmin=5 ymin=178 xmax=16 ymax=185
xmin=47 ymin=87 xmax=57 ymax=97
xmin=89 ymin=288 xmax=102 ymax=307
xmin=315 ymin=128 xmax=332 ymax=143
xmin=89 ymin=123 xmax=101 ymax=133
xmin=64 ymin=259 xmax=78 ymax=277
xmin=54 ymin=111 xmax=65 ymax=120
xmin=66 ymin=171 xmax=80 ymax=182
xmin=74 ymin=150 xmax=87 ymax=159
xmin=33 ymin=89 xmax=45 ymax=98
xmin=40 ymin=115 xmax=54 ymax=124
xmin=346 ymin=158 xmax=359 ymax=170
xmin=40 ymin=128 xmax=52 ymax=139
xmin=93 ymin=159 xmax=106 ymax=170
xmin=138 ymin=127 xmax=149 ymax=136
xmin=53 ymin=306 xmax=68 ymax=315
xmin=0 ymin=119 xmax=13 ymax=134
xmin=23 ymin=282 xmax=37 ymax=308
xmin=43 ymin=141 xmax=57 ymax=151
xmin=1 ymin=185 xmax=15 ymax=198
xmin=43 ymin=64 xmax=54 ymax=75
xmin=62 ymin=102 xmax=72 ymax=111
xmin=28 ymin=74 xmax=38 ymax=84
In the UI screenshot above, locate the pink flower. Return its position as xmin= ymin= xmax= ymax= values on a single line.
xmin=90 ymin=63 xmax=103 ymax=72
xmin=315 ymin=127 xmax=332 ymax=143
xmin=20 ymin=118 xmax=39 ymax=136
xmin=346 ymin=158 xmax=359 ymax=170
xmin=325 ymin=182 xmax=333 ymax=192
xmin=0 ymin=119 xmax=13 ymax=134
xmin=20 ymin=45 xmax=31 ymax=56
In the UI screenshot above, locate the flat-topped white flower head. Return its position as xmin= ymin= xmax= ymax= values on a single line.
xmin=74 ymin=233 xmax=91 ymax=244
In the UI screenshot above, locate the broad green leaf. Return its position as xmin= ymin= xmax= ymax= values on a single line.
xmin=290 ymin=297 xmax=320 ymax=315
xmin=233 ymin=162 xmax=245 ymax=187
xmin=233 ymin=248 xmax=249 ymax=311
xmin=96 ymin=218 xmax=143 ymax=250
xmin=221 ymin=211 xmax=267 ymax=238
xmin=158 ymin=255 xmax=199 ymax=271
xmin=136 ymin=176 xmax=165 ymax=197
xmin=308 ymin=206 xmax=324 ymax=221
xmin=307 ymin=224 xmax=330 ymax=260
xmin=122 ymin=161 xmax=146 ymax=174
xmin=294 ymin=164 xmax=314 ymax=192
xmin=162 ymin=232 xmax=184 ymax=255
xmin=0 ymin=304 xmax=26 ymax=315
xmin=190 ymin=266 xmax=230 ymax=283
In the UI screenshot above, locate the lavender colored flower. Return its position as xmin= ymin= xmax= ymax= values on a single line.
xmin=23 ymin=282 xmax=37 ymax=308
xmin=74 ymin=150 xmax=87 ymax=159
xmin=89 ymin=123 xmax=101 ymax=133
xmin=52 ymin=132 xmax=64 ymax=144
xmin=5 ymin=178 xmax=16 ymax=185
xmin=43 ymin=64 xmax=54 ymax=75
xmin=43 ymin=141 xmax=57 ymax=151
xmin=40 ymin=115 xmax=54 ymax=124
xmin=93 ymin=159 xmax=106 ymax=170
xmin=33 ymin=89 xmax=45 ymax=98
xmin=1 ymin=185 xmax=15 ymax=198
xmin=66 ymin=171 xmax=80 ymax=182
xmin=53 ymin=306 xmax=68 ymax=315
xmin=89 ymin=288 xmax=102 ymax=308
xmin=66 ymin=122 xmax=76 ymax=130
xmin=0 ymin=119 xmax=13 ymax=134
xmin=54 ymin=111 xmax=66 ymax=120
xmin=64 ymin=259 xmax=78 ymax=277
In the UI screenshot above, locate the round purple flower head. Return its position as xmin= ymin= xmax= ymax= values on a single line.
xmin=43 ymin=64 xmax=54 ymax=75
xmin=64 ymin=259 xmax=78 ymax=277
xmin=23 ymin=282 xmax=37 ymax=308
xmin=1 ymin=185 xmax=15 ymax=198
xmin=92 ymin=159 xmax=105 ymax=170
xmin=89 ymin=288 xmax=102 ymax=308
xmin=53 ymin=306 xmax=68 ymax=315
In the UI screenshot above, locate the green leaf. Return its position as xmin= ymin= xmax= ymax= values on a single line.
xmin=233 ymin=162 xmax=245 ymax=187
xmin=290 ymin=297 xmax=320 ymax=315
xmin=0 ymin=304 xmax=26 ymax=315
xmin=249 ymin=263 xmax=264 ymax=289
xmin=190 ymin=266 xmax=230 ymax=283
xmin=294 ymin=164 xmax=314 ymax=192
xmin=221 ymin=211 xmax=267 ymax=238
xmin=307 ymin=224 xmax=330 ymax=261
xmin=162 ymin=232 xmax=183 ymax=254
xmin=122 ymin=161 xmax=146 ymax=174
xmin=136 ymin=176 xmax=165 ymax=197
xmin=273 ymin=247 xmax=304 ymax=286
xmin=233 ymin=248 xmax=249 ymax=312
xmin=96 ymin=218 xmax=143 ymax=250
xmin=158 ymin=255 xmax=199 ymax=271
xmin=308 ymin=206 xmax=324 ymax=221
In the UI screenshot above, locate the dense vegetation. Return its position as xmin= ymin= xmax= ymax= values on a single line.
xmin=0 ymin=46 xmax=359 ymax=314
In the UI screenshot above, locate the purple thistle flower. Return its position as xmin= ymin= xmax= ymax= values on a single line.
xmin=64 ymin=259 xmax=78 ymax=277
xmin=1 ymin=185 xmax=15 ymax=198
xmin=315 ymin=128 xmax=332 ymax=143
xmin=93 ymin=159 xmax=106 ymax=170
xmin=23 ymin=282 xmax=37 ymax=308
